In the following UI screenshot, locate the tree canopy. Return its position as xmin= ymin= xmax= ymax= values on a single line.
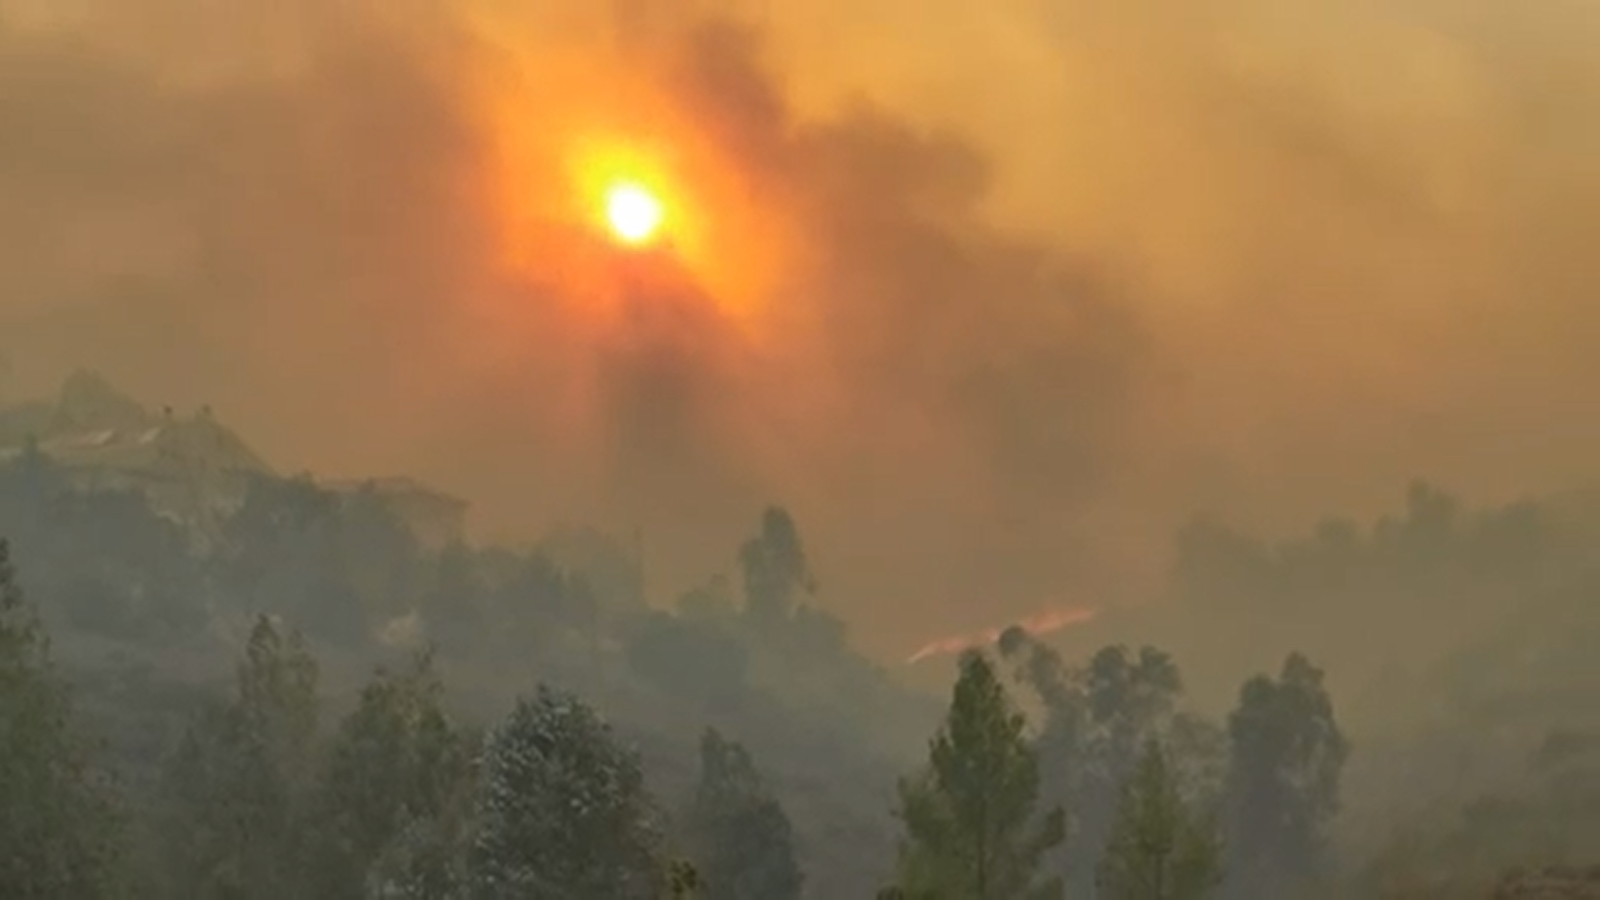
xmin=0 ymin=539 xmax=121 ymax=898
xmin=1097 ymin=738 xmax=1223 ymax=900
xmin=681 ymin=727 xmax=803 ymax=900
xmin=470 ymin=686 xmax=665 ymax=899
xmin=893 ymin=650 xmax=1065 ymax=900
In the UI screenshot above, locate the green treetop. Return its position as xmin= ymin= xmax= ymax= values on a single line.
xmin=893 ymin=650 xmax=1065 ymax=900
xmin=1096 ymin=738 xmax=1223 ymax=900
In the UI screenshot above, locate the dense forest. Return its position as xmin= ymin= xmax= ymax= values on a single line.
xmin=1 ymin=374 xmax=1598 ymax=898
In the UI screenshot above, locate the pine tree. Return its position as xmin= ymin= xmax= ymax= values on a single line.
xmin=160 ymin=615 xmax=321 ymax=899
xmin=893 ymin=651 xmax=1065 ymax=899
xmin=308 ymin=647 xmax=476 ymax=899
xmin=1096 ymin=738 xmax=1223 ymax=900
xmin=0 ymin=540 xmax=122 ymax=898
xmin=738 ymin=507 xmax=814 ymax=626
xmin=470 ymin=686 xmax=664 ymax=899
xmin=681 ymin=728 xmax=803 ymax=900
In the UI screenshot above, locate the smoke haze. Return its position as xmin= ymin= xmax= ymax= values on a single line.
xmin=2 ymin=0 xmax=1598 ymax=655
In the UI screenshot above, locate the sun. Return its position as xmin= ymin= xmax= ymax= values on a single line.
xmin=604 ymin=181 xmax=665 ymax=246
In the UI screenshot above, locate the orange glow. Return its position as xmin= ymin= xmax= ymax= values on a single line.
xmin=569 ymin=138 xmax=678 ymax=250
xmin=604 ymin=181 xmax=664 ymax=246
xmin=905 ymin=606 xmax=1099 ymax=664
xmin=472 ymin=39 xmax=798 ymax=339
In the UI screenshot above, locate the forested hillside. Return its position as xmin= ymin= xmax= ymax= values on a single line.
xmin=2 ymin=375 xmax=1598 ymax=898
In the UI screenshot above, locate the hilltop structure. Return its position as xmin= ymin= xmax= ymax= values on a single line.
xmin=0 ymin=370 xmax=466 ymax=544
xmin=0 ymin=371 xmax=269 ymax=530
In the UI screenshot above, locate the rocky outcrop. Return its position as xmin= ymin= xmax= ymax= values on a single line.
xmin=1493 ymin=866 xmax=1600 ymax=899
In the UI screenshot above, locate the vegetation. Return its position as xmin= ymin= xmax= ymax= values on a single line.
xmin=308 ymin=648 xmax=476 ymax=899
xmin=0 ymin=540 xmax=121 ymax=899
xmin=156 ymin=615 xmax=321 ymax=899
xmin=1096 ymin=739 xmax=1222 ymax=900
xmin=470 ymin=687 xmax=664 ymax=898
xmin=0 ymin=378 xmax=1597 ymax=897
xmin=890 ymin=651 xmax=1065 ymax=899
xmin=680 ymin=728 xmax=803 ymax=900
xmin=1222 ymin=653 xmax=1349 ymax=897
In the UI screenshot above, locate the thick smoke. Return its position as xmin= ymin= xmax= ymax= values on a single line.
xmin=1 ymin=0 xmax=1598 ymax=653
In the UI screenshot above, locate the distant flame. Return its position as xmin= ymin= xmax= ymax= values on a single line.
xmin=905 ymin=606 xmax=1098 ymax=665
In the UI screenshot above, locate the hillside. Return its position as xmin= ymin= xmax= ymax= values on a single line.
xmin=0 ymin=373 xmax=933 ymax=896
xmin=0 ymin=371 xmax=466 ymax=545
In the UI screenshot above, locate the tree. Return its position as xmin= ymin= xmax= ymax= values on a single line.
xmin=479 ymin=548 xmax=597 ymax=658
xmin=1073 ymin=646 xmax=1185 ymax=885
xmin=666 ymin=859 xmax=702 ymax=899
xmin=159 ymin=615 xmax=321 ymax=899
xmin=417 ymin=541 xmax=485 ymax=655
xmin=215 ymin=475 xmax=365 ymax=644
xmin=1223 ymin=653 xmax=1348 ymax=897
xmin=681 ymin=728 xmax=803 ymax=900
xmin=738 ymin=507 xmax=814 ymax=625
xmin=470 ymin=686 xmax=664 ymax=899
xmin=336 ymin=484 xmax=425 ymax=625
xmin=0 ymin=447 xmax=206 ymax=641
xmin=996 ymin=634 xmax=1190 ymax=895
xmin=1097 ymin=739 xmax=1223 ymax=900
xmin=893 ymin=651 xmax=1065 ymax=899
xmin=307 ymin=648 xmax=476 ymax=899
xmin=1357 ymin=729 xmax=1600 ymax=896
xmin=0 ymin=540 xmax=122 ymax=898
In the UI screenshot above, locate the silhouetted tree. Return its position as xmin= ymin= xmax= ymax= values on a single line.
xmin=159 ymin=615 xmax=320 ymax=899
xmin=996 ymin=635 xmax=1189 ymax=894
xmin=0 ymin=540 xmax=122 ymax=898
xmin=215 ymin=477 xmax=365 ymax=643
xmin=893 ymin=651 xmax=1064 ymax=899
xmin=1223 ymin=653 xmax=1347 ymax=898
xmin=681 ymin=728 xmax=803 ymax=900
xmin=667 ymin=859 xmax=703 ymax=898
xmin=307 ymin=648 xmax=476 ymax=899
xmin=738 ymin=507 xmax=814 ymax=625
xmin=1097 ymin=738 xmax=1222 ymax=900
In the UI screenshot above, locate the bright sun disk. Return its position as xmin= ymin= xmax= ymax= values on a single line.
xmin=604 ymin=182 xmax=664 ymax=246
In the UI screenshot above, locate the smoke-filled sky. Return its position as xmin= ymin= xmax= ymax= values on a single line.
xmin=1 ymin=0 xmax=1598 ymax=655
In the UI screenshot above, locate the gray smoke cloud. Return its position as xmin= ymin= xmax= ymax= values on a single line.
xmin=1 ymin=0 xmax=1597 ymax=654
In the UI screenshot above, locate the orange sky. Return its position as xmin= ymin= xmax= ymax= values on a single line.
xmin=1 ymin=0 xmax=1599 ymax=657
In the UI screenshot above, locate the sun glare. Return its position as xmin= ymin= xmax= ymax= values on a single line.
xmin=485 ymin=66 xmax=796 ymax=328
xmin=604 ymin=182 xmax=664 ymax=246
